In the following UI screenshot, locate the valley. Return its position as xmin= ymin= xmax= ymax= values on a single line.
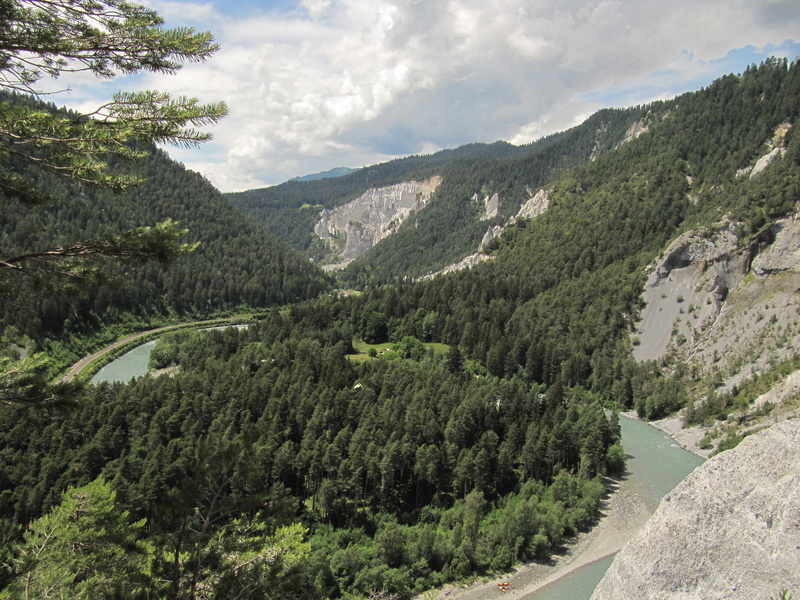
xmin=1 ymin=55 xmax=800 ymax=600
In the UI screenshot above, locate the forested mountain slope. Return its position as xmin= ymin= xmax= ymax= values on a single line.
xmin=0 ymin=103 xmax=332 ymax=351
xmin=228 ymin=106 xmax=657 ymax=278
xmin=340 ymin=58 xmax=800 ymax=397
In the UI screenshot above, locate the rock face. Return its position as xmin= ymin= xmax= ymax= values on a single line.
xmin=415 ymin=253 xmax=493 ymax=281
xmin=633 ymin=210 xmax=800 ymax=394
xmin=479 ymin=192 xmax=500 ymax=221
xmin=515 ymin=188 xmax=550 ymax=221
xmin=633 ymin=218 xmax=746 ymax=363
xmin=315 ymin=176 xmax=441 ymax=270
xmin=591 ymin=419 xmax=800 ymax=600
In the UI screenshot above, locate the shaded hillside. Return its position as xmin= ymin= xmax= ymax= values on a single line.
xmin=340 ymin=105 xmax=664 ymax=284
xmin=0 ymin=131 xmax=332 ymax=346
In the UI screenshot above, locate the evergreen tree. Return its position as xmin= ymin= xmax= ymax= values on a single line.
xmin=0 ymin=0 xmax=227 ymax=402
xmin=3 ymin=477 xmax=153 ymax=600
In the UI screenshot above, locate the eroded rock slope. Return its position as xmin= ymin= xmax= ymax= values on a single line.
xmin=591 ymin=418 xmax=800 ymax=600
xmin=314 ymin=177 xmax=441 ymax=270
xmin=633 ymin=210 xmax=800 ymax=397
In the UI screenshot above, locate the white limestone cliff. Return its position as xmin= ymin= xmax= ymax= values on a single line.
xmin=315 ymin=176 xmax=441 ymax=270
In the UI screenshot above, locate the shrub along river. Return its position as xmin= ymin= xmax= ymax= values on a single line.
xmin=93 ymin=341 xmax=705 ymax=599
xmin=522 ymin=415 xmax=705 ymax=599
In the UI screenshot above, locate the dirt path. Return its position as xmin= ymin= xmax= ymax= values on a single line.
xmin=419 ymin=472 xmax=656 ymax=600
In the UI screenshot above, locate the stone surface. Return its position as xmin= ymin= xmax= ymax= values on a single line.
xmin=591 ymin=419 xmax=800 ymax=600
xmin=315 ymin=176 xmax=441 ymax=270
xmin=633 ymin=213 xmax=800 ymax=391
xmin=480 ymin=192 xmax=500 ymax=221
xmin=751 ymin=147 xmax=787 ymax=178
xmin=515 ymin=188 xmax=550 ymax=220
xmin=752 ymin=216 xmax=800 ymax=276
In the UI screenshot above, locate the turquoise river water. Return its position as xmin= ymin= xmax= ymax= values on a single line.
xmin=91 ymin=339 xmax=158 ymax=384
xmin=525 ymin=414 xmax=705 ymax=599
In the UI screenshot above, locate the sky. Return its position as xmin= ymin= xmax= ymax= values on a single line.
xmin=51 ymin=0 xmax=800 ymax=192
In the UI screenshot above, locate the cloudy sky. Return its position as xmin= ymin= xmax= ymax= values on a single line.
xmin=57 ymin=0 xmax=800 ymax=192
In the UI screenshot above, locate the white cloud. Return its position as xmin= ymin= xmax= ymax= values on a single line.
xmin=301 ymin=0 xmax=332 ymax=19
xmin=45 ymin=0 xmax=800 ymax=192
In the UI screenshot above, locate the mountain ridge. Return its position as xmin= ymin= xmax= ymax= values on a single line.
xmin=227 ymin=106 xmax=660 ymax=276
xmin=290 ymin=166 xmax=359 ymax=182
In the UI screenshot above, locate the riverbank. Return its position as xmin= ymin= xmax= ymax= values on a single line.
xmin=646 ymin=371 xmax=800 ymax=460
xmin=59 ymin=317 xmax=252 ymax=383
xmin=417 ymin=415 xmax=707 ymax=600
xmin=420 ymin=472 xmax=653 ymax=600
xmin=647 ymin=414 xmax=714 ymax=459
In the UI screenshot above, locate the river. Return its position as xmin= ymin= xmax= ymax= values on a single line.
xmin=520 ymin=415 xmax=706 ymax=599
xmin=91 ymin=339 xmax=158 ymax=384
xmin=438 ymin=414 xmax=705 ymax=600
xmin=89 ymin=325 xmax=246 ymax=384
xmin=93 ymin=344 xmax=705 ymax=599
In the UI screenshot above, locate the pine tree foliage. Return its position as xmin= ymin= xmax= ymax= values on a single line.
xmin=0 ymin=0 xmax=228 ymax=293
xmin=0 ymin=316 xmax=618 ymax=598
xmin=2 ymin=477 xmax=152 ymax=600
xmin=0 ymin=0 xmax=227 ymax=204
xmin=0 ymin=1 xmax=333 ymax=403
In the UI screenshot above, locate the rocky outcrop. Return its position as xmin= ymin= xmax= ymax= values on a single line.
xmin=479 ymin=225 xmax=503 ymax=250
xmin=416 ymin=253 xmax=494 ymax=281
xmin=633 ymin=218 xmax=746 ymax=363
xmin=633 ymin=211 xmax=800 ymax=390
xmin=591 ymin=418 xmax=800 ymax=600
xmin=622 ymin=119 xmax=648 ymax=144
xmin=739 ymin=121 xmax=791 ymax=178
xmin=315 ymin=177 xmax=441 ymax=270
xmin=515 ymin=188 xmax=550 ymax=221
xmin=416 ymin=188 xmax=552 ymax=281
xmin=751 ymin=146 xmax=788 ymax=177
xmin=479 ymin=193 xmax=500 ymax=221
xmin=751 ymin=217 xmax=800 ymax=275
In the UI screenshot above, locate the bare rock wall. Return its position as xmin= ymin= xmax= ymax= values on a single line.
xmin=591 ymin=419 xmax=800 ymax=600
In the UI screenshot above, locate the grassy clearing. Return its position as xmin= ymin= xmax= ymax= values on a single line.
xmin=347 ymin=338 xmax=451 ymax=362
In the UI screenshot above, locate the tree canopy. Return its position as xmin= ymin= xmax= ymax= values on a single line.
xmin=0 ymin=0 xmax=231 ymax=402
xmin=0 ymin=0 xmax=227 ymax=264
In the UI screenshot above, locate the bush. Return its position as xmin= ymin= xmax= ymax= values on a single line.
xmin=605 ymin=443 xmax=626 ymax=474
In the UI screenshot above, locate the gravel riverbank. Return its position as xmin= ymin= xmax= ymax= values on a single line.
xmin=419 ymin=471 xmax=654 ymax=600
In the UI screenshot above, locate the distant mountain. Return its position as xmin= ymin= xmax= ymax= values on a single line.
xmin=290 ymin=166 xmax=358 ymax=182
xmin=229 ymin=59 xmax=800 ymax=298
xmin=227 ymin=112 xmax=649 ymax=275
xmin=226 ymin=140 xmax=545 ymax=258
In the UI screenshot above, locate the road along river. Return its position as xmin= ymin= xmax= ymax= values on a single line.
xmin=60 ymin=318 xmax=250 ymax=383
